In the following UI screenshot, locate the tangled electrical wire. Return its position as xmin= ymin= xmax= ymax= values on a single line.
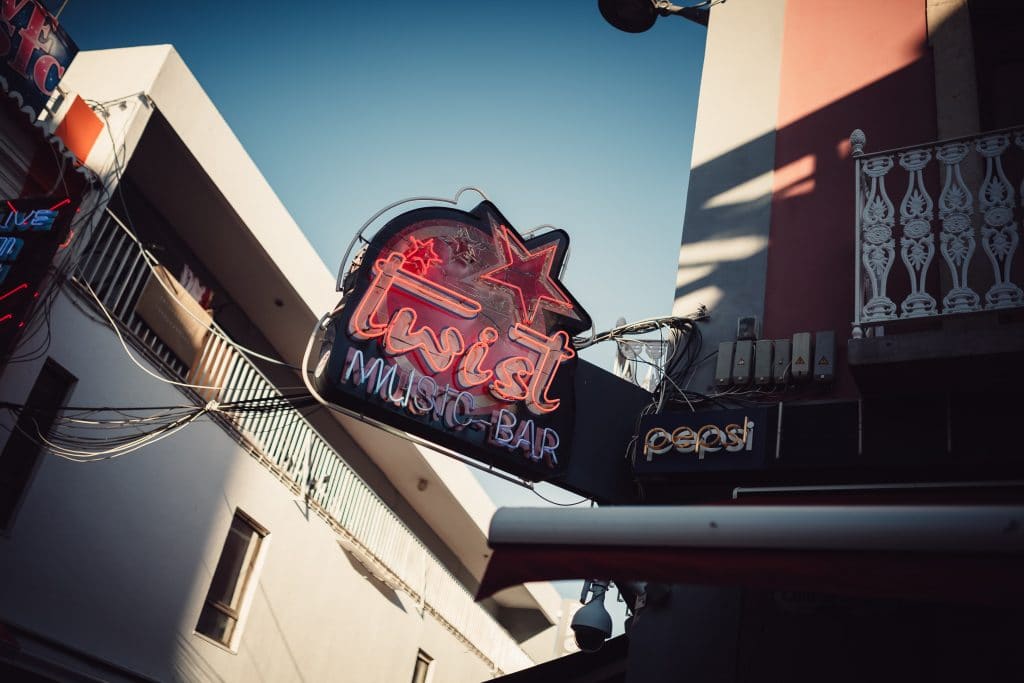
xmin=578 ymin=313 xmax=707 ymax=405
xmin=4 ymin=182 xmax=113 ymax=367
xmin=605 ymin=312 xmax=829 ymax=487
xmin=596 ymin=309 xmax=820 ymax=415
xmin=0 ymin=392 xmax=324 ymax=463
xmin=1 ymin=91 xmax=339 ymax=469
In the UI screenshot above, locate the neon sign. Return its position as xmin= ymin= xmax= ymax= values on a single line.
xmin=633 ymin=407 xmax=776 ymax=475
xmin=0 ymin=1 xmax=78 ymax=119
xmin=0 ymin=196 xmax=74 ymax=361
xmin=643 ymin=418 xmax=755 ymax=459
xmin=315 ymin=200 xmax=592 ymax=481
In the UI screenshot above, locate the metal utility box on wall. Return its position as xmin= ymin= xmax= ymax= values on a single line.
xmin=791 ymin=333 xmax=812 ymax=382
xmin=754 ymin=340 xmax=773 ymax=385
xmin=773 ymin=339 xmax=791 ymax=384
xmin=814 ymin=331 xmax=835 ymax=383
xmin=732 ymin=340 xmax=753 ymax=385
xmin=716 ymin=342 xmax=735 ymax=387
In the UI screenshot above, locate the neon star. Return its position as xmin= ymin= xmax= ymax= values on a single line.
xmin=480 ymin=225 xmax=574 ymax=327
xmin=400 ymin=236 xmax=442 ymax=275
xmin=441 ymin=226 xmax=483 ymax=265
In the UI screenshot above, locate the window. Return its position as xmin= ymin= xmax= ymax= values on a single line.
xmin=410 ymin=650 xmax=433 ymax=683
xmin=0 ymin=358 xmax=76 ymax=531
xmin=969 ymin=0 xmax=1024 ymax=130
xmin=195 ymin=510 xmax=268 ymax=648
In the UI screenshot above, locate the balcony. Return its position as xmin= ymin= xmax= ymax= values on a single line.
xmin=848 ymin=127 xmax=1024 ymax=390
xmin=71 ymin=210 xmax=534 ymax=676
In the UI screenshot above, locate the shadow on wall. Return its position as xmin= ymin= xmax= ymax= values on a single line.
xmin=675 ymin=1 xmax=950 ymax=397
xmin=171 ymin=633 xmax=226 ymax=683
xmin=338 ymin=545 xmax=408 ymax=612
xmin=238 ymin=583 xmax=310 ymax=683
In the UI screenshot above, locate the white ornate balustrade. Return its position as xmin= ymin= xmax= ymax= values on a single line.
xmin=851 ymin=127 xmax=1024 ymax=338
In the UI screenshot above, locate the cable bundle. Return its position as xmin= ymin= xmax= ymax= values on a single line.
xmin=0 ymin=391 xmax=327 ymax=463
xmin=1 ymin=402 xmax=206 ymax=462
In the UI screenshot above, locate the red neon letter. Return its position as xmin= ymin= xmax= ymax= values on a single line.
xmin=348 ymin=253 xmax=404 ymax=340
xmin=490 ymin=356 xmax=534 ymax=403
xmin=2 ymin=1 xmax=32 ymax=22
xmin=32 ymin=53 xmax=61 ymax=95
xmin=390 ymin=263 xmax=481 ymax=318
xmin=11 ymin=6 xmax=47 ymax=77
xmin=456 ymin=326 xmax=497 ymax=389
xmin=383 ymin=307 xmax=465 ymax=374
xmin=349 ymin=251 xmax=483 ymax=342
xmin=509 ymin=326 xmax=575 ymax=415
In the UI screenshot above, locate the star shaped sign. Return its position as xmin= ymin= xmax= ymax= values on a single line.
xmin=480 ymin=224 xmax=581 ymax=329
xmin=401 ymin=236 xmax=442 ymax=275
xmin=440 ymin=226 xmax=483 ymax=266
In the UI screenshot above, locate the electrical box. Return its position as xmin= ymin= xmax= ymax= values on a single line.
xmin=814 ymin=330 xmax=836 ymax=383
xmin=736 ymin=316 xmax=759 ymax=341
xmin=732 ymin=340 xmax=753 ymax=385
xmin=792 ymin=332 xmax=812 ymax=382
xmin=737 ymin=339 xmax=753 ymax=385
xmin=754 ymin=339 xmax=773 ymax=385
xmin=715 ymin=341 xmax=735 ymax=387
xmin=773 ymin=339 xmax=791 ymax=384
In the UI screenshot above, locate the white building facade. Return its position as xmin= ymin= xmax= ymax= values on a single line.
xmin=0 ymin=44 xmax=560 ymax=682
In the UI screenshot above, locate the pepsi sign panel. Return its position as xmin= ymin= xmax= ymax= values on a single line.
xmin=315 ymin=201 xmax=592 ymax=481
xmin=634 ymin=407 xmax=777 ymax=475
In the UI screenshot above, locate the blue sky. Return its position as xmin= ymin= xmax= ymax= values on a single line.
xmin=53 ymin=0 xmax=706 ymax=622
xmin=57 ymin=0 xmax=704 ymax=456
xmin=55 ymin=1 xmax=705 ymax=373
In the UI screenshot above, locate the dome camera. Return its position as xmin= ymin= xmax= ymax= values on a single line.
xmin=598 ymin=0 xmax=658 ymax=33
xmin=597 ymin=0 xmax=712 ymax=33
xmin=571 ymin=580 xmax=612 ymax=652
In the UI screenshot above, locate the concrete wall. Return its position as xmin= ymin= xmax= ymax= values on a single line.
xmin=675 ymin=0 xmax=939 ymax=396
xmin=673 ymin=0 xmax=788 ymax=392
xmin=762 ymin=0 xmax=936 ymax=397
xmin=0 ymin=294 xmax=498 ymax=682
xmin=49 ymin=48 xmax=563 ymax=631
xmin=640 ymin=1 xmax=949 ymax=673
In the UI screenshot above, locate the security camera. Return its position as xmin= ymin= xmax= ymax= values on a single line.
xmin=571 ymin=602 xmax=612 ymax=652
xmin=598 ymin=0 xmax=657 ymax=33
xmin=571 ymin=580 xmax=612 ymax=652
xmin=598 ymin=0 xmax=710 ymax=33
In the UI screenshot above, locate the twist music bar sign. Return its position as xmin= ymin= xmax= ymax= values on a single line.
xmin=314 ymin=200 xmax=592 ymax=481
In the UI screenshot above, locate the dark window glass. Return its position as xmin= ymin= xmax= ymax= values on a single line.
xmin=969 ymin=0 xmax=1024 ymax=130
xmin=0 ymin=358 xmax=75 ymax=530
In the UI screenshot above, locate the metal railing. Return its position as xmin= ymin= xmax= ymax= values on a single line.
xmin=850 ymin=126 xmax=1024 ymax=338
xmin=73 ymin=210 xmax=533 ymax=676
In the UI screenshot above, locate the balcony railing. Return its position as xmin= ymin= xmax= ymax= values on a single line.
xmin=851 ymin=126 xmax=1024 ymax=338
xmin=71 ymin=210 xmax=533 ymax=676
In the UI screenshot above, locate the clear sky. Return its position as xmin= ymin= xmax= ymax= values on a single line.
xmin=52 ymin=0 xmax=706 ymax=620
xmin=54 ymin=0 xmax=705 ymax=371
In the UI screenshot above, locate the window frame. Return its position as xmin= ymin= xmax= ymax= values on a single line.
xmin=410 ymin=649 xmax=434 ymax=683
xmin=194 ymin=508 xmax=269 ymax=652
xmin=0 ymin=357 xmax=77 ymax=534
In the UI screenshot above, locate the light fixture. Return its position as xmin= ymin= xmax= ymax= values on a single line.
xmin=571 ymin=579 xmax=613 ymax=652
xmin=597 ymin=0 xmax=713 ymax=33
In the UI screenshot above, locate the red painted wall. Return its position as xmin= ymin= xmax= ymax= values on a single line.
xmin=763 ymin=0 xmax=938 ymax=397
